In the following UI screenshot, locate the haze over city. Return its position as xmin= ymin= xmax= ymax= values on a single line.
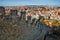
xmin=0 ymin=0 xmax=60 ymax=6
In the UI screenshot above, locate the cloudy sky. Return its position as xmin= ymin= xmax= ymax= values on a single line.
xmin=0 ymin=0 xmax=60 ymax=6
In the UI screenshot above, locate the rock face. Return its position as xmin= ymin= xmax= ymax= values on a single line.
xmin=0 ymin=18 xmax=60 ymax=40
xmin=44 ymin=27 xmax=60 ymax=40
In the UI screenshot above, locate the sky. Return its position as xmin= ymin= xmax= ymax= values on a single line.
xmin=0 ymin=0 xmax=60 ymax=6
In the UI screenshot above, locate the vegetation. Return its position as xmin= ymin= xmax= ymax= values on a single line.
xmin=52 ymin=20 xmax=60 ymax=27
xmin=39 ymin=18 xmax=44 ymax=22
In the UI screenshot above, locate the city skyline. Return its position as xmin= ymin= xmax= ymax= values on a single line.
xmin=0 ymin=0 xmax=60 ymax=6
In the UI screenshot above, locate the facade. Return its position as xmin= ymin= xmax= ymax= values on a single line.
xmin=5 ymin=8 xmax=10 ymax=16
xmin=10 ymin=9 xmax=17 ymax=16
xmin=0 ymin=6 xmax=5 ymax=18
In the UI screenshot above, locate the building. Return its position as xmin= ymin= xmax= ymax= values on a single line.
xmin=5 ymin=8 xmax=10 ymax=16
xmin=10 ymin=9 xmax=17 ymax=16
xmin=0 ymin=6 xmax=5 ymax=18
